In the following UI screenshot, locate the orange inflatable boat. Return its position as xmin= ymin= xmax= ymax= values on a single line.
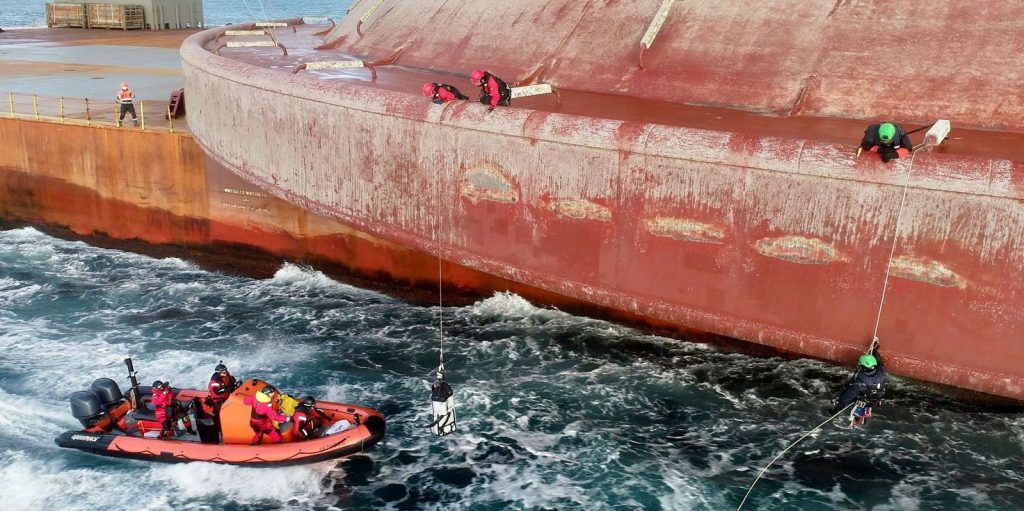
xmin=56 ymin=372 xmax=386 ymax=466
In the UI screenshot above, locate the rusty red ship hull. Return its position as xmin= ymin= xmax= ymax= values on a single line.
xmin=3 ymin=2 xmax=1023 ymax=403
xmin=178 ymin=2 xmax=1024 ymax=402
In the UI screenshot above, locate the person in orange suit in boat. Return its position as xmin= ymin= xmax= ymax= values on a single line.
xmin=422 ymin=82 xmax=469 ymax=104
xmin=151 ymin=380 xmax=192 ymax=437
xmin=291 ymin=396 xmax=330 ymax=440
xmin=206 ymin=362 xmax=238 ymax=414
xmin=116 ymin=81 xmax=139 ymax=128
xmin=469 ymin=69 xmax=511 ymax=111
xmin=245 ymin=387 xmax=287 ymax=444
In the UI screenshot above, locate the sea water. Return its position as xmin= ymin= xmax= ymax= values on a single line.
xmin=1 ymin=227 xmax=1022 ymax=510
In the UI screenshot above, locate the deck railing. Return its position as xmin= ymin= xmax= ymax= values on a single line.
xmin=5 ymin=91 xmax=188 ymax=134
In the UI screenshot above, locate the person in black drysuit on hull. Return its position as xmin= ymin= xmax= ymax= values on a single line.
xmin=830 ymin=341 xmax=887 ymax=422
xmin=860 ymin=122 xmax=912 ymax=163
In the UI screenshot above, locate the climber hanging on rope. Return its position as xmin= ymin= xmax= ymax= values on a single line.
xmin=830 ymin=338 xmax=887 ymax=426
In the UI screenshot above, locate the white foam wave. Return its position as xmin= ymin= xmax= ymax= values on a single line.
xmin=0 ymin=450 xmax=138 ymax=511
xmin=0 ymin=226 xmax=47 ymax=242
xmin=148 ymin=461 xmax=329 ymax=505
xmin=0 ymin=388 xmax=76 ymax=444
xmin=154 ymin=257 xmax=196 ymax=270
xmin=658 ymin=467 xmax=715 ymax=509
xmin=0 ymin=278 xmax=42 ymax=306
xmin=268 ymin=263 xmax=373 ymax=297
xmin=469 ymin=291 xmax=565 ymax=322
xmin=0 ymin=449 xmax=332 ymax=511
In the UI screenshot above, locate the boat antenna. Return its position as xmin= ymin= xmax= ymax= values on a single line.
xmin=124 ymin=356 xmax=141 ymax=410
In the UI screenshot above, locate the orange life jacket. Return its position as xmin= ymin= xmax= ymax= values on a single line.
xmin=117 ymin=89 xmax=135 ymax=104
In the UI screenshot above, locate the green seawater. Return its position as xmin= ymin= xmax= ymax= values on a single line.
xmin=1 ymin=227 xmax=1022 ymax=510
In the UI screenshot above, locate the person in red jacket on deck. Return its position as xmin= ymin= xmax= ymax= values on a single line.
xmin=207 ymin=362 xmax=238 ymax=414
xmin=422 ymin=82 xmax=469 ymax=104
xmin=470 ymin=69 xmax=511 ymax=111
xmin=244 ymin=388 xmax=287 ymax=444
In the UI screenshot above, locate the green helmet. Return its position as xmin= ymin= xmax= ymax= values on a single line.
xmin=878 ymin=122 xmax=896 ymax=143
xmin=858 ymin=354 xmax=877 ymax=369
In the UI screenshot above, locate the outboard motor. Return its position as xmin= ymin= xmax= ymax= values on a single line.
xmin=90 ymin=378 xmax=123 ymax=409
xmin=69 ymin=391 xmax=103 ymax=427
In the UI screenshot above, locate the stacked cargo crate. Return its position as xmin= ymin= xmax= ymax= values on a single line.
xmin=86 ymin=4 xmax=144 ymax=30
xmin=46 ymin=3 xmax=89 ymax=28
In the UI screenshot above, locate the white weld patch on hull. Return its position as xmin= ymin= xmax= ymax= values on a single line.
xmin=756 ymin=235 xmax=845 ymax=265
xmin=888 ymin=256 xmax=966 ymax=288
xmin=645 ymin=217 xmax=726 ymax=243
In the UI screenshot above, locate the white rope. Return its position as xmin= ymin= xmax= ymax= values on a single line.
xmin=736 ymin=403 xmax=854 ymax=510
xmin=869 ymin=147 xmax=921 ymax=350
xmin=255 ymin=0 xmax=269 ymax=23
xmin=435 ymin=170 xmax=445 ymax=371
xmin=255 ymin=0 xmax=276 ymax=41
xmin=237 ymin=0 xmax=262 ymax=24
xmin=237 ymin=0 xmax=278 ymax=44
xmin=438 ymin=249 xmax=445 ymax=369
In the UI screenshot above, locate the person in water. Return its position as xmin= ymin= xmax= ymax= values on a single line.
xmin=207 ymin=362 xmax=238 ymax=413
xmin=422 ymin=82 xmax=469 ymax=104
xmin=830 ymin=342 xmax=887 ymax=419
xmin=291 ymin=396 xmax=329 ymax=440
xmin=151 ymin=380 xmax=192 ymax=437
xmin=470 ymin=69 xmax=511 ymax=111
xmin=860 ymin=122 xmax=912 ymax=163
xmin=245 ymin=387 xmax=287 ymax=445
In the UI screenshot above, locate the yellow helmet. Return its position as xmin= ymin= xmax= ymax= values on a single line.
xmin=255 ymin=391 xmax=271 ymax=403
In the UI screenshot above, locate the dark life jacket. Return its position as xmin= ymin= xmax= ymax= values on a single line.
xmin=834 ymin=363 xmax=887 ymax=412
xmin=479 ymin=72 xmax=512 ymax=103
xmin=431 ymin=379 xmax=454 ymax=402
xmin=432 ymin=84 xmax=469 ymax=103
xmin=293 ymin=405 xmax=328 ymax=437
xmin=861 ymin=123 xmax=911 ymax=152
xmin=209 ymin=372 xmax=237 ymax=396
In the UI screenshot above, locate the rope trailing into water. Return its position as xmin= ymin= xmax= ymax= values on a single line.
xmin=736 ymin=403 xmax=853 ymax=511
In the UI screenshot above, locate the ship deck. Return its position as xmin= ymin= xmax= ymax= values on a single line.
xmin=0 ymin=28 xmax=195 ymax=101
xmin=4 ymin=26 xmax=1022 ymax=162
xmin=201 ymin=24 xmax=1024 ymax=163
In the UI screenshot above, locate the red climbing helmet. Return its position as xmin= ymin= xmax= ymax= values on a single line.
xmin=421 ymin=82 xmax=435 ymax=96
xmin=470 ymin=69 xmax=485 ymax=83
